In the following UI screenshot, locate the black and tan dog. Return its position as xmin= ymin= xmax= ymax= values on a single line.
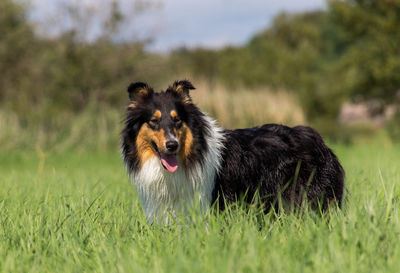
xmin=122 ymin=80 xmax=345 ymax=223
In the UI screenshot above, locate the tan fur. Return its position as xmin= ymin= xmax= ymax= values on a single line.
xmin=174 ymin=85 xmax=184 ymax=93
xmin=171 ymin=84 xmax=192 ymax=104
xmin=136 ymin=110 xmax=193 ymax=166
xmin=179 ymin=123 xmax=193 ymax=161
xmin=138 ymin=89 xmax=149 ymax=97
xmin=153 ymin=110 xmax=162 ymax=119
xmin=171 ymin=110 xmax=193 ymax=161
xmin=136 ymin=124 xmax=166 ymax=166
xmin=170 ymin=110 xmax=178 ymax=119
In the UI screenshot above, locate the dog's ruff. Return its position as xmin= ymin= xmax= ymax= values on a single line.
xmin=130 ymin=115 xmax=224 ymax=223
xmin=122 ymin=80 xmax=345 ymax=224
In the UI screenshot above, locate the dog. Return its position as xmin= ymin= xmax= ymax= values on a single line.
xmin=121 ymin=80 xmax=345 ymax=223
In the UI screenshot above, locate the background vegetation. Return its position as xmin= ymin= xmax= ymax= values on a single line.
xmin=1 ymin=0 xmax=400 ymax=150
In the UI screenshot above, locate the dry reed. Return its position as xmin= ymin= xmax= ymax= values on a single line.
xmin=0 ymin=84 xmax=305 ymax=150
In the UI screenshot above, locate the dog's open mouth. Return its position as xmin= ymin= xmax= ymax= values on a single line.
xmin=152 ymin=142 xmax=178 ymax=173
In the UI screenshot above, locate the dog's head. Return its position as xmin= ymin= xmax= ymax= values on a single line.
xmin=125 ymin=80 xmax=196 ymax=172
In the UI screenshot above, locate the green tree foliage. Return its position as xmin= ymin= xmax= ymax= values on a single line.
xmin=179 ymin=1 xmax=400 ymax=130
xmin=328 ymin=0 xmax=400 ymax=102
xmin=0 ymin=0 xmax=170 ymax=119
xmin=177 ymin=12 xmax=328 ymax=91
xmin=1 ymin=0 xmax=400 ymax=138
xmin=0 ymin=0 xmax=37 ymax=106
xmin=178 ymin=11 xmax=348 ymax=124
xmin=235 ymin=12 xmax=326 ymax=90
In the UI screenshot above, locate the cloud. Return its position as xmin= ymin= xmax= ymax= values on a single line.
xmin=29 ymin=0 xmax=326 ymax=51
xmin=141 ymin=0 xmax=326 ymax=51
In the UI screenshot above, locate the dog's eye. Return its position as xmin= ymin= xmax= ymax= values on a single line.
xmin=173 ymin=117 xmax=182 ymax=126
xmin=149 ymin=118 xmax=159 ymax=125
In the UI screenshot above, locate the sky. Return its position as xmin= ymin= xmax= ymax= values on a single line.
xmin=29 ymin=0 xmax=326 ymax=52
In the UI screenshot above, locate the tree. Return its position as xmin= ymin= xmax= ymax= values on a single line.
xmin=0 ymin=0 xmax=37 ymax=104
xmin=328 ymin=0 xmax=400 ymax=103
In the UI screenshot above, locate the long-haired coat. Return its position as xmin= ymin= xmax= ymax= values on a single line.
xmin=122 ymin=80 xmax=345 ymax=223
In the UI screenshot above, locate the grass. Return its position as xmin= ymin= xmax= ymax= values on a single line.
xmin=0 ymin=143 xmax=400 ymax=273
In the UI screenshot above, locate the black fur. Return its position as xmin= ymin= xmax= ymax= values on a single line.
xmin=122 ymin=80 xmax=345 ymax=215
xmin=122 ymin=89 xmax=211 ymax=173
xmin=212 ymin=124 xmax=345 ymax=211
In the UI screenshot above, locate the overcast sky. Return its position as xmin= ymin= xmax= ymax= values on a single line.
xmin=30 ymin=0 xmax=326 ymax=52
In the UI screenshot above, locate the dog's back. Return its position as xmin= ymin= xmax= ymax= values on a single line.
xmin=212 ymin=124 xmax=345 ymax=211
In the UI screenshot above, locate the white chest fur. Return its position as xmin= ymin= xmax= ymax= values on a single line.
xmin=130 ymin=115 xmax=224 ymax=224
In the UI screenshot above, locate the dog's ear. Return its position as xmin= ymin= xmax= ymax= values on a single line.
xmin=168 ymin=80 xmax=195 ymax=103
xmin=127 ymin=82 xmax=154 ymax=104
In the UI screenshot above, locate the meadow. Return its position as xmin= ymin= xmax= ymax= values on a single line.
xmin=2 ymin=1 xmax=400 ymax=271
xmin=0 ymin=142 xmax=399 ymax=273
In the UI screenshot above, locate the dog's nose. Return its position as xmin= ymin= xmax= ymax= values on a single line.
xmin=166 ymin=140 xmax=179 ymax=152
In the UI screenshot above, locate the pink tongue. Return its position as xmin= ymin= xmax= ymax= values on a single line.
xmin=160 ymin=153 xmax=178 ymax=172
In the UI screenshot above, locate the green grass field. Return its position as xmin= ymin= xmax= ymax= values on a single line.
xmin=1 ymin=143 xmax=399 ymax=273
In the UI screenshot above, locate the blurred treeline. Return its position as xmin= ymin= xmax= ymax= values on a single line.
xmin=1 ymin=0 xmax=400 ymax=150
xmin=176 ymin=1 xmax=400 ymax=137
